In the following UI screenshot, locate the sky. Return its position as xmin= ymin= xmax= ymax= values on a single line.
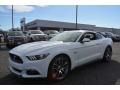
xmin=0 ymin=5 xmax=120 ymax=30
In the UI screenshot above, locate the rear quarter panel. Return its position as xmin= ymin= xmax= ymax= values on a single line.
xmin=101 ymin=38 xmax=113 ymax=56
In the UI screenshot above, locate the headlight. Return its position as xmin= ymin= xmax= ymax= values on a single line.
xmin=26 ymin=53 xmax=49 ymax=61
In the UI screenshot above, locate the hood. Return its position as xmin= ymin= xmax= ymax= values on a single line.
xmin=30 ymin=34 xmax=46 ymax=36
xmin=10 ymin=41 xmax=66 ymax=55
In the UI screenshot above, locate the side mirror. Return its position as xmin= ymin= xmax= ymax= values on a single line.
xmin=82 ymin=38 xmax=90 ymax=43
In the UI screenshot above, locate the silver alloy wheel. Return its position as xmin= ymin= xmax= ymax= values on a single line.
xmin=50 ymin=56 xmax=70 ymax=80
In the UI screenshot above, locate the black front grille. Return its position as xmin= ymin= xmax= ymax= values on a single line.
xmin=9 ymin=53 xmax=23 ymax=64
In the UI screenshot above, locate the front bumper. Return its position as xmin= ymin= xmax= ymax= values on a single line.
xmin=9 ymin=57 xmax=50 ymax=78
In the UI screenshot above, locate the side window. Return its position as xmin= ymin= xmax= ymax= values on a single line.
xmin=84 ymin=33 xmax=96 ymax=40
xmin=96 ymin=33 xmax=103 ymax=39
xmin=79 ymin=32 xmax=96 ymax=42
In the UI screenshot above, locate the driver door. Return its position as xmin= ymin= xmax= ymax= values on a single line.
xmin=76 ymin=32 xmax=101 ymax=66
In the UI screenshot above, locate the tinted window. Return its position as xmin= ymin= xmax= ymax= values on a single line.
xmin=8 ymin=31 xmax=24 ymax=36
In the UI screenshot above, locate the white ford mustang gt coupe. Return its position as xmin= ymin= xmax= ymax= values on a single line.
xmin=9 ymin=30 xmax=113 ymax=81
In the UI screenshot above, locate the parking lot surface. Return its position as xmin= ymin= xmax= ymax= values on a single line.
xmin=0 ymin=43 xmax=120 ymax=85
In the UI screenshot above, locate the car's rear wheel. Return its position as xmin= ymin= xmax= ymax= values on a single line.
xmin=103 ymin=46 xmax=112 ymax=61
xmin=48 ymin=55 xmax=70 ymax=81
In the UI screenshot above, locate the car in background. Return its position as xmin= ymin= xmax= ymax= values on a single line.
xmin=98 ymin=32 xmax=108 ymax=38
xmin=9 ymin=30 xmax=113 ymax=81
xmin=6 ymin=31 xmax=28 ymax=48
xmin=43 ymin=30 xmax=59 ymax=39
xmin=105 ymin=32 xmax=120 ymax=42
xmin=23 ymin=31 xmax=28 ymax=36
xmin=28 ymin=30 xmax=47 ymax=42
xmin=0 ymin=34 xmax=4 ymax=43
xmin=99 ymin=32 xmax=120 ymax=42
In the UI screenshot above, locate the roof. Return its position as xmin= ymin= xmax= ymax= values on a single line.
xmin=25 ymin=19 xmax=96 ymax=30
xmin=26 ymin=19 xmax=95 ymax=26
xmin=64 ymin=30 xmax=96 ymax=33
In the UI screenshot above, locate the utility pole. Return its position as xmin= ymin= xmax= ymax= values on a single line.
xmin=0 ymin=25 xmax=1 ymax=31
xmin=12 ymin=5 xmax=14 ymax=30
xmin=76 ymin=5 xmax=78 ymax=30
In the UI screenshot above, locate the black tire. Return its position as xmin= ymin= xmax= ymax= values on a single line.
xmin=30 ymin=38 xmax=34 ymax=42
xmin=48 ymin=55 xmax=71 ymax=81
xmin=103 ymin=46 xmax=112 ymax=62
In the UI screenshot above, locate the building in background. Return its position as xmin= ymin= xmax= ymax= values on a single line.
xmin=25 ymin=19 xmax=96 ymax=32
xmin=24 ymin=19 xmax=120 ymax=35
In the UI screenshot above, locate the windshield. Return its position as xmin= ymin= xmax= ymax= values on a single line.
xmin=8 ymin=31 xmax=24 ymax=36
xmin=99 ymin=32 xmax=106 ymax=36
xmin=50 ymin=31 xmax=82 ymax=42
xmin=44 ymin=30 xmax=59 ymax=34
xmin=30 ymin=30 xmax=43 ymax=34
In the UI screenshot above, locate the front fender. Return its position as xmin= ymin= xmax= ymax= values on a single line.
xmin=48 ymin=49 xmax=75 ymax=70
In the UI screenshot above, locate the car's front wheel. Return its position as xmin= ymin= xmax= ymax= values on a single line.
xmin=30 ymin=38 xmax=34 ymax=42
xmin=48 ymin=55 xmax=70 ymax=81
xmin=103 ymin=46 xmax=112 ymax=61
